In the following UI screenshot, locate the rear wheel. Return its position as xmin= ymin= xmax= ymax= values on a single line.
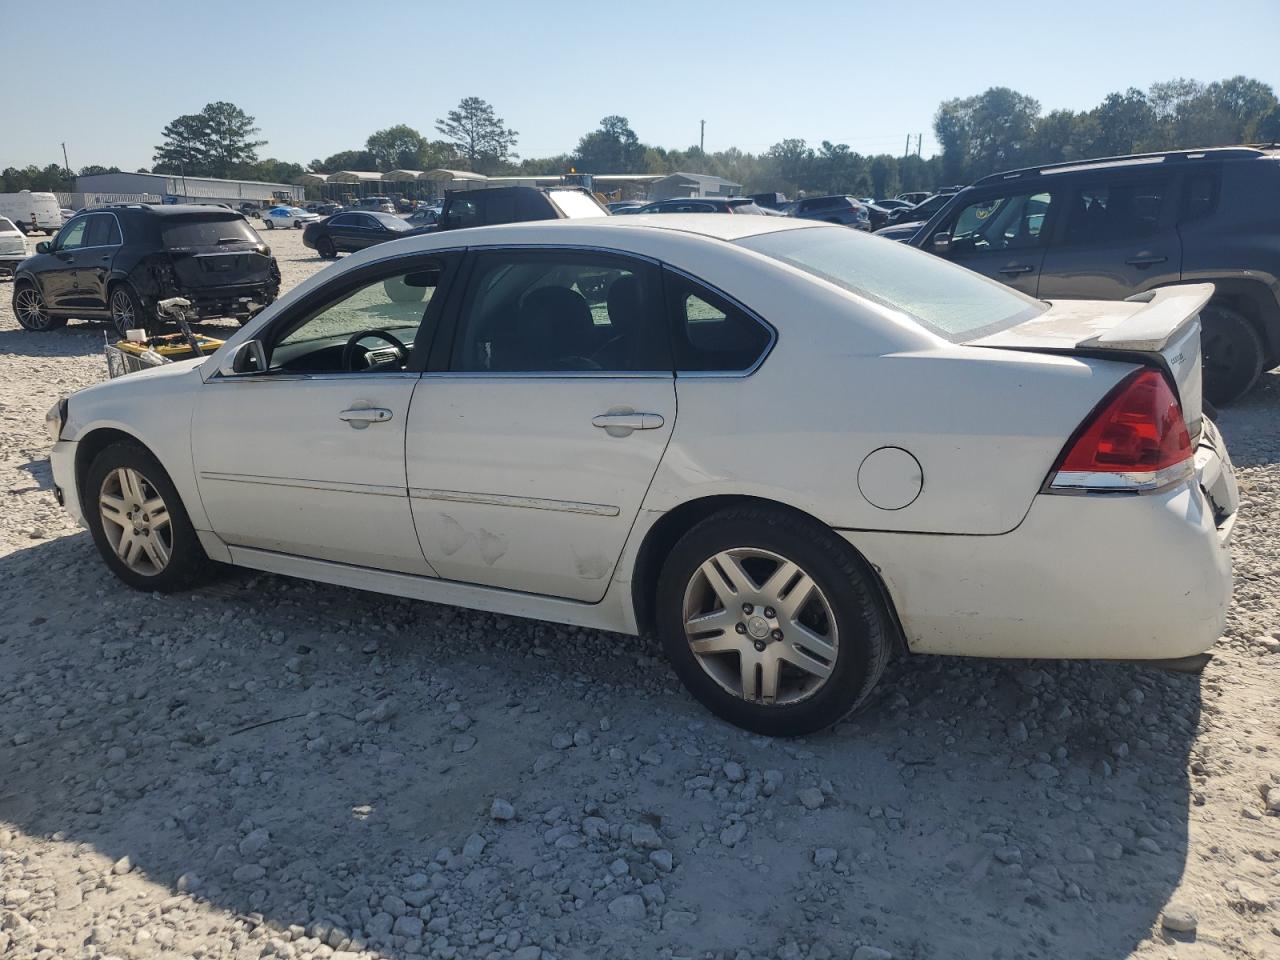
xmin=85 ymin=442 xmax=210 ymax=592
xmin=1201 ymin=303 xmax=1264 ymax=406
xmin=317 ymin=236 xmax=337 ymax=259
xmin=656 ymin=506 xmax=892 ymax=736
xmin=13 ymin=282 xmax=65 ymax=331
xmin=109 ymin=284 xmax=151 ymax=338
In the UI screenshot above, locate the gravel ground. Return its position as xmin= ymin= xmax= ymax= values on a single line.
xmin=2 ymin=228 xmax=1280 ymax=960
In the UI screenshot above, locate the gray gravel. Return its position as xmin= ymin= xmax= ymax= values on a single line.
xmin=3 ymin=228 xmax=1280 ymax=959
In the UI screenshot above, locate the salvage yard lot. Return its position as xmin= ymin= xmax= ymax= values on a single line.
xmin=2 ymin=228 xmax=1280 ymax=960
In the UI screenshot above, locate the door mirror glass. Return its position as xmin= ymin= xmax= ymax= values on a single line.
xmin=36 ymin=241 xmax=51 ymax=254
xmin=931 ymin=232 xmax=951 ymax=255
xmin=218 ymin=339 xmax=268 ymax=377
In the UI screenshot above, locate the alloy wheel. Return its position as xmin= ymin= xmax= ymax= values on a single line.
xmin=681 ymin=547 xmax=838 ymax=705
xmin=98 ymin=467 xmax=172 ymax=576
xmin=14 ymin=286 xmax=51 ymax=330
xmin=110 ymin=289 xmax=136 ymax=335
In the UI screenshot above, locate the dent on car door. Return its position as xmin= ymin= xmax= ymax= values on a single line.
xmin=1036 ymin=175 xmax=1181 ymax=300
xmin=406 ymin=249 xmax=677 ymax=602
xmin=931 ymin=190 xmax=1054 ymax=296
xmin=191 ymin=255 xmax=456 ymax=574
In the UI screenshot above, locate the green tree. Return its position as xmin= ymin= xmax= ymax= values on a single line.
xmin=573 ymin=115 xmax=646 ymax=173
xmin=153 ymin=101 xmax=265 ymax=178
xmin=1087 ymin=89 xmax=1157 ymax=156
xmin=366 ymin=124 xmax=429 ymax=171
xmin=77 ymin=164 xmax=121 ymax=177
xmin=935 ymin=87 xmax=1041 ymax=183
xmin=310 ymin=149 xmax=376 ymax=172
xmin=435 ymin=97 xmax=518 ymax=173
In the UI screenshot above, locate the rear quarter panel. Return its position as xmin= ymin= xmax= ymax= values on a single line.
xmin=641 ymin=245 xmax=1134 ymax=534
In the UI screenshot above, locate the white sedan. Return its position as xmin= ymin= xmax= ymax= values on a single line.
xmin=261 ymin=206 xmax=320 ymax=229
xmin=45 ymin=216 xmax=1237 ymax=735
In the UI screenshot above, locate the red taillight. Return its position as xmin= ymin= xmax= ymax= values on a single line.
xmin=1048 ymin=368 xmax=1193 ymax=493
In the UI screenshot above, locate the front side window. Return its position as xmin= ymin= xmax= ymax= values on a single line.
xmin=1061 ymin=177 xmax=1168 ymax=244
xmin=57 ymin=217 xmax=89 ymax=251
xmin=447 ymin=198 xmax=480 ymax=229
xmin=266 ymin=263 xmax=446 ymax=373
xmin=665 ymin=272 xmax=772 ymax=373
xmin=947 ymin=191 xmax=1051 ymax=255
xmin=739 ymin=226 xmax=1046 ymax=342
xmin=451 ymin=252 xmax=668 ymax=373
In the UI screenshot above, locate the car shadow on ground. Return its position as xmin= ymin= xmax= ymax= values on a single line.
xmin=0 ymin=533 xmax=1199 ymax=959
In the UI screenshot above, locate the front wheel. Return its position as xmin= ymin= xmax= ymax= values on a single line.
xmin=1201 ymin=303 xmax=1265 ymax=406
xmin=317 ymin=236 xmax=337 ymax=259
xmin=13 ymin=282 xmax=66 ymax=331
xmin=656 ymin=506 xmax=892 ymax=736
xmin=85 ymin=442 xmax=210 ymax=592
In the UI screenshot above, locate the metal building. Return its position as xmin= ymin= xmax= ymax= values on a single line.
xmin=74 ymin=172 xmax=303 ymax=207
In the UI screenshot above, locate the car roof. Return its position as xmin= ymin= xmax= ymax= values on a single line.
xmin=435 ymin=213 xmax=818 ymax=244
xmin=103 ymin=203 xmax=247 ymax=218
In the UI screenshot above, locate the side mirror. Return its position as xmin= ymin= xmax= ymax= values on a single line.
xmin=36 ymin=241 xmax=51 ymax=254
xmin=218 ymin=339 xmax=268 ymax=377
xmin=931 ymin=232 xmax=952 ymax=255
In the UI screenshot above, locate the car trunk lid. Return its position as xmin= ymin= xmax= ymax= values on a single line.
xmin=162 ymin=215 xmax=273 ymax=290
xmin=967 ymin=283 xmax=1211 ymax=441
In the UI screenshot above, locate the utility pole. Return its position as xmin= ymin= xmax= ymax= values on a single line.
xmin=61 ymin=142 xmax=71 ymax=178
xmin=700 ymin=119 xmax=705 ymax=154
xmin=904 ymin=134 xmax=911 ymax=159
xmin=916 ymin=134 xmax=923 ymax=158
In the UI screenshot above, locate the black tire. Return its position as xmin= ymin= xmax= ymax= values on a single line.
xmin=12 ymin=281 xmax=66 ymax=331
xmin=1201 ymin=303 xmax=1264 ymax=406
xmin=655 ymin=505 xmax=893 ymax=736
xmin=317 ymin=236 xmax=337 ymax=259
xmin=109 ymin=283 xmax=153 ymax=338
xmin=84 ymin=442 xmax=210 ymax=593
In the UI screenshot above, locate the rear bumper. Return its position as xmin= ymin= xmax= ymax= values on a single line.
xmin=848 ymin=433 xmax=1235 ymax=661
xmin=151 ymin=283 xmax=276 ymax=318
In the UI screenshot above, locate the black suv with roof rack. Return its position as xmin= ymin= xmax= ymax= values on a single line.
xmin=902 ymin=146 xmax=1280 ymax=404
xmin=11 ymin=204 xmax=280 ymax=337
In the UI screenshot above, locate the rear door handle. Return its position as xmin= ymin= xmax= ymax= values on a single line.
xmin=592 ymin=412 xmax=665 ymax=431
xmin=998 ymin=264 xmax=1035 ymax=275
xmin=339 ymin=407 xmax=393 ymax=427
xmin=1125 ymin=255 xmax=1168 ymax=267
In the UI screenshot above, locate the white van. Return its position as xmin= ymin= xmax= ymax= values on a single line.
xmin=0 ymin=191 xmax=63 ymax=235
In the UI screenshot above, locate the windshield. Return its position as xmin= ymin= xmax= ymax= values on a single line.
xmin=162 ymin=216 xmax=260 ymax=249
xmin=738 ymin=226 xmax=1046 ymax=341
xmin=371 ymin=212 xmax=412 ymax=231
xmin=549 ymin=190 xmax=605 ymax=219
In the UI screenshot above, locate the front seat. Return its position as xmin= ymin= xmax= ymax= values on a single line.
xmin=594 ymin=275 xmax=643 ymax=369
xmin=517 ymin=286 xmax=596 ymax=369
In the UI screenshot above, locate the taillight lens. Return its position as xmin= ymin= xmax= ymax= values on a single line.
xmin=1047 ymin=368 xmax=1193 ymax=493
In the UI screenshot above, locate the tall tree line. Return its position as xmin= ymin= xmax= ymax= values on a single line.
xmin=6 ymin=78 xmax=1277 ymax=197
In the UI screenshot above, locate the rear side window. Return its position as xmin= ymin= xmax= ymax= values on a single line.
xmin=1061 ymin=177 xmax=1169 ymax=244
xmin=162 ymin=216 xmax=258 ymax=249
xmin=665 ymin=271 xmax=772 ymax=373
xmin=85 ymin=214 xmax=121 ymax=247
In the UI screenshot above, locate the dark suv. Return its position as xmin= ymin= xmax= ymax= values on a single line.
xmin=432 ymin=186 xmax=608 ymax=231
xmin=904 ymin=147 xmax=1280 ymax=404
xmin=11 ymin=204 xmax=281 ymax=337
xmin=791 ymin=195 xmax=871 ymax=230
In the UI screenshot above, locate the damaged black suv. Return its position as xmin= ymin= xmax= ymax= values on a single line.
xmin=11 ymin=204 xmax=281 ymax=337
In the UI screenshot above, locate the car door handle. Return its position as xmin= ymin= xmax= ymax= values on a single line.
xmin=1125 ymin=255 xmax=1168 ymax=267
xmin=339 ymin=407 xmax=393 ymax=425
xmin=592 ymin=412 xmax=665 ymax=431
xmin=998 ymin=264 xmax=1035 ymax=275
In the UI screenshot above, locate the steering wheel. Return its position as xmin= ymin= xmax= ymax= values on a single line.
xmin=341 ymin=330 xmax=408 ymax=372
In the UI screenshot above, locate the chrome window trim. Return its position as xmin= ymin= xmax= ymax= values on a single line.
xmin=1045 ymin=461 xmax=1195 ymax=496
xmin=409 ymin=487 xmax=620 ymax=517
xmin=209 ymin=370 xmax=422 ymax=384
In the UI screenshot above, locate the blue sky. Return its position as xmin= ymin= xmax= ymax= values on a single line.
xmin=4 ymin=0 xmax=1278 ymax=172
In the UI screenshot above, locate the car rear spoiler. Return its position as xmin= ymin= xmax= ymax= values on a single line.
xmin=1079 ymin=283 xmax=1215 ymax=352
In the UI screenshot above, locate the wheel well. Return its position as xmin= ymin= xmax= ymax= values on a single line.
xmin=1205 ymin=280 xmax=1280 ymax=363
xmin=628 ymin=495 xmax=908 ymax=651
xmin=74 ymin=428 xmax=146 ymax=508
